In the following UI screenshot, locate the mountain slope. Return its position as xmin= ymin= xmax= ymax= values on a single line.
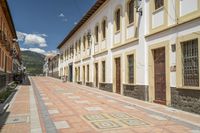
xmin=21 ymin=51 xmax=45 ymax=75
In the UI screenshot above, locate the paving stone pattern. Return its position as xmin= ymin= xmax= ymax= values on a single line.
xmin=28 ymin=77 xmax=200 ymax=133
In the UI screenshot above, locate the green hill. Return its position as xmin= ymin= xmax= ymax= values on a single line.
xmin=21 ymin=51 xmax=45 ymax=75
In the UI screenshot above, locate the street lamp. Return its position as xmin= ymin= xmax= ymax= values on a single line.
xmin=87 ymin=31 xmax=92 ymax=55
xmin=87 ymin=31 xmax=91 ymax=43
xmin=135 ymin=0 xmax=142 ymax=16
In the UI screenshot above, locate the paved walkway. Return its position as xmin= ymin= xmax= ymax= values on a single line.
xmin=29 ymin=77 xmax=200 ymax=133
xmin=0 ymin=85 xmax=42 ymax=133
xmin=1 ymin=77 xmax=200 ymax=133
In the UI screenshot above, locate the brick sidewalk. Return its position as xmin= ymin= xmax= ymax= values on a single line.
xmin=30 ymin=76 xmax=200 ymax=133
xmin=0 ymin=85 xmax=42 ymax=133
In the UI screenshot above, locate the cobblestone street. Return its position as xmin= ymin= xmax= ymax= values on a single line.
xmin=0 ymin=77 xmax=200 ymax=133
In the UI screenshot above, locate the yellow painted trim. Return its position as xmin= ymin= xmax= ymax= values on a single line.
xmin=99 ymin=58 xmax=106 ymax=83
xmin=148 ymin=40 xmax=170 ymax=105
xmin=176 ymin=0 xmax=200 ymax=24
xmin=111 ymin=38 xmax=139 ymax=50
xmin=113 ymin=5 xmax=122 ymax=46
xmin=149 ymin=0 xmax=168 ymax=34
xmin=93 ymin=50 xmax=108 ymax=57
xmin=176 ymin=32 xmax=200 ymax=89
xmin=125 ymin=0 xmax=137 ymax=41
xmin=94 ymin=61 xmax=100 ymax=88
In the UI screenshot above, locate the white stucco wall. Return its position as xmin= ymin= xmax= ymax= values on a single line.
xmin=58 ymin=0 xmax=200 ymax=89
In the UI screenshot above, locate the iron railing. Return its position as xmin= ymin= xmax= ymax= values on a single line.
xmin=182 ymin=39 xmax=199 ymax=86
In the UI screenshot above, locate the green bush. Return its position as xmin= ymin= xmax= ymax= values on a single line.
xmin=0 ymin=89 xmax=12 ymax=103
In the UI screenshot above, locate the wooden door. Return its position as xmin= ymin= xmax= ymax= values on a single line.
xmin=83 ymin=66 xmax=85 ymax=84
xmin=154 ymin=47 xmax=166 ymax=105
xmin=95 ymin=63 xmax=98 ymax=87
xmin=115 ymin=58 xmax=121 ymax=94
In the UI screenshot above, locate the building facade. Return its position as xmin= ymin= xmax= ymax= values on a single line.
xmin=43 ymin=54 xmax=59 ymax=79
xmin=0 ymin=0 xmax=21 ymax=90
xmin=57 ymin=0 xmax=200 ymax=114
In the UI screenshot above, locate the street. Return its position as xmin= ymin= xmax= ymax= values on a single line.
xmin=0 ymin=77 xmax=200 ymax=133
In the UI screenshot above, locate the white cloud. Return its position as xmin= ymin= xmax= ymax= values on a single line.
xmin=74 ymin=22 xmax=78 ymax=25
xmin=21 ymin=48 xmax=59 ymax=56
xmin=25 ymin=34 xmax=47 ymax=47
xmin=17 ymin=31 xmax=27 ymax=41
xmin=17 ymin=31 xmax=47 ymax=47
xmin=39 ymin=34 xmax=48 ymax=37
xmin=21 ymin=48 xmax=46 ymax=55
xmin=59 ymin=13 xmax=65 ymax=17
xmin=46 ymin=50 xmax=59 ymax=55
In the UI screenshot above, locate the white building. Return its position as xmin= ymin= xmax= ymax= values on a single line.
xmin=57 ymin=0 xmax=200 ymax=114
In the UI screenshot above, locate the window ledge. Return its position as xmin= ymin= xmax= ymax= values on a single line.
xmin=101 ymin=38 xmax=106 ymax=41
xmin=153 ymin=6 xmax=164 ymax=14
xmin=176 ymin=86 xmax=200 ymax=91
xmin=127 ymin=23 xmax=134 ymax=28
xmin=123 ymin=83 xmax=135 ymax=86
xmin=115 ymin=30 xmax=121 ymax=34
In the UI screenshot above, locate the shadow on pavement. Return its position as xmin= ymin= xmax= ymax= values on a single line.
xmin=0 ymin=112 xmax=10 ymax=131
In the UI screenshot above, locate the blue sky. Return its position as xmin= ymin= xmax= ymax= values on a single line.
xmin=8 ymin=0 xmax=96 ymax=54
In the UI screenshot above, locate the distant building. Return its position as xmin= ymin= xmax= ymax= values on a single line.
xmin=0 ymin=0 xmax=21 ymax=90
xmin=43 ymin=54 xmax=59 ymax=79
xmin=57 ymin=0 xmax=200 ymax=114
xmin=43 ymin=56 xmax=49 ymax=77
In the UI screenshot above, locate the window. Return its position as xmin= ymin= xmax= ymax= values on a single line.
xmin=95 ymin=25 xmax=99 ymax=43
xmin=78 ymin=67 xmax=80 ymax=81
xmin=2 ymin=51 xmax=4 ymax=69
xmin=0 ymin=48 xmax=1 ymax=68
xmin=128 ymin=54 xmax=134 ymax=83
xmin=72 ymin=45 xmax=74 ymax=56
xmin=83 ymin=36 xmax=86 ymax=50
xmin=65 ymin=50 xmax=67 ymax=60
xmin=115 ymin=9 xmax=121 ymax=31
xmin=102 ymin=61 xmax=106 ymax=82
xmin=75 ymin=42 xmax=78 ymax=54
xmin=70 ymin=47 xmax=72 ymax=57
xmin=128 ymin=0 xmax=134 ymax=24
xmin=154 ymin=0 xmax=164 ymax=10
xmin=79 ymin=39 xmax=81 ymax=53
xmin=182 ymin=39 xmax=199 ymax=87
xmin=87 ymin=65 xmax=89 ymax=82
xmin=102 ymin=20 xmax=106 ymax=39
xmin=87 ymin=32 xmax=90 ymax=48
